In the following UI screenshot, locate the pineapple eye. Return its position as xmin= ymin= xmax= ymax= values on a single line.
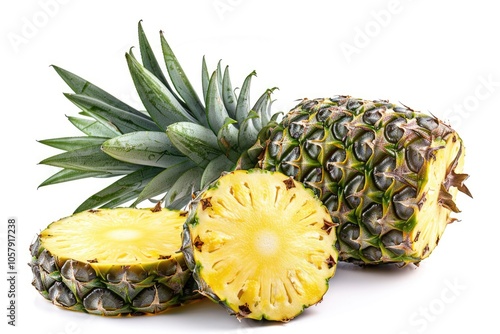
xmin=38 ymin=249 xmax=57 ymax=273
xmin=373 ymin=156 xmax=396 ymax=191
xmin=332 ymin=116 xmax=352 ymax=140
xmin=268 ymin=130 xmax=284 ymax=159
xmin=60 ymin=259 xmax=97 ymax=282
xmin=353 ymin=131 xmax=375 ymax=162
xmin=344 ymin=174 xmax=365 ymax=209
xmin=106 ymin=265 xmax=148 ymax=283
xmin=288 ymin=114 xmax=309 ymax=139
xmin=83 ymin=289 xmax=124 ymax=313
xmin=49 ymin=282 xmax=77 ymax=307
xmin=417 ymin=116 xmax=439 ymax=131
xmin=326 ymin=149 xmax=346 ymax=182
xmin=304 ymin=128 xmax=325 ymax=160
xmin=361 ymin=246 xmax=382 ymax=262
xmin=323 ymin=193 xmax=339 ymax=213
xmin=384 ymin=117 xmax=405 ymax=143
xmin=381 ymin=230 xmax=405 ymax=256
xmin=406 ymin=138 xmax=430 ymax=173
xmin=317 ymin=106 xmax=333 ymax=122
xmin=362 ymin=107 xmax=384 ymax=125
xmin=339 ymin=223 xmax=360 ymax=250
xmin=346 ymin=98 xmax=362 ymax=112
xmin=361 ymin=203 xmax=383 ymax=235
xmin=132 ymin=285 xmax=174 ymax=309
xmin=392 ymin=186 xmax=417 ymax=220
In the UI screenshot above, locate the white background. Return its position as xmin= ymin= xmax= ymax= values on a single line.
xmin=1 ymin=1 xmax=497 ymax=333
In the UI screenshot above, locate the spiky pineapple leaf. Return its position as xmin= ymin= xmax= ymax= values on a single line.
xmin=222 ymin=66 xmax=237 ymax=119
xmin=167 ymin=122 xmax=221 ymax=168
xmin=38 ymin=136 xmax=108 ymax=151
xmin=202 ymin=56 xmax=210 ymax=102
xmin=75 ymin=166 xmax=163 ymax=212
xmin=132 ymin=160 xmax=196 ymax=206
xmin=217 ymin=117 xmax=240 ymax=162
xmin=201 ymin=154 xmax=235 ymax=188
xmin=126 ymin=52 xmax=197 ymax=130
xmin=160 ymin=32 xmax=207 ymax=126
xmin=39 ymin=145 xmax=141 ymax=173
xmin=52 ymin=65 xmax=145 ymax=118
xmin=238 ymin=110 xmax=261 ymax=151
xmin=65 ymin=93 xmax=158 ymax=133
xmin=206 ymin=70 xmax=229 ymax=133
xmin=67 ymin=115 xmax=120 ymax=137
xmin=252 ymin=88 xmax=278 ymax=128
xmin=137 ymin=21 xmax=170 ymax=89
xmin=235 ymin=71 xmax=256 ymax=125
xmin=164 ymin=166 xmax=203 ymax=208
xmin=38 ymin=168 xmax=111 ymax=187
xmin=101 ymin=131 xmax=188 ymax=168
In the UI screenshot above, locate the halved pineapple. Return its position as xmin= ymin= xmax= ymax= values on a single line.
xmin=182 ymin=169 xmax=338 ymax=321
xmin=29 ymin=207 xmax=200 ymax=316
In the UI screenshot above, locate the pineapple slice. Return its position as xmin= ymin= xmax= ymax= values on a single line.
xmin=29 ymin=207 xmax=200 ymax=316
xmin=182 ymin=169 xmax=338 ymax=321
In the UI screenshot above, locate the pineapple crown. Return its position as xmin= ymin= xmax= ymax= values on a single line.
xmin=38 ymin=21 xmax=280 ymax=212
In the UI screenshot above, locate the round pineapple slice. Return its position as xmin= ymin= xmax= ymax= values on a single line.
xmin=182 ymin=169 xmax=339 ymax=321
xmin=29 ymin=207 xmax=200 ymax=316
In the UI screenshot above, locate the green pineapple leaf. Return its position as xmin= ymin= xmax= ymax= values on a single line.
xmin=164 ymin=166 xmax=203 ymax=208
xmin=126 ymin=52 xmax=197 ymax=130
xmin=52 ymin=65 xmax=144 ymax=117
xmin=238 ymin=110 xmax=261 ymax=151
xmin=39 ymin=169 xmax=111 ymax=188
xmin=160 ymin=31 xmax=206 ymax=126
xmin=67 ymin=115 xmax=121 ymax=137
xmin=101 ymin=131 xmax=187 ymax=168
xmin=64 ymin=93 xmax=158 ymax=133
xmin=201 ymin=56 xmax=210 ymax=101
xmin=201 ymin=154 xmax=235 ymax=188
xmin=235 ymin=71 xmax=256 ymax=125
xmin=75 ymin=166 xmax=163 ymax=212
xmin=38 ymin=136 xmax=108 ymax=151
xmin=222 ymin=65 xmax=237 ymax=119
xmin=137 ymin=21 xmax=170 ymax=89
xmin=217 ymin=117 xmax=240 ymax=162
xmin=39 ymin=145 xmax=141 ymax=174
xmin=206 ymin=70 xmax=229 ymax=134
xmin=166 ymin=122 xmax=221 ymax=168
xmin=132 ymin=160 xmax=196 ymax=206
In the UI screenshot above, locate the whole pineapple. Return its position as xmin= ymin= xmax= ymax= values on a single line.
xmin=30 ymin=207 xmax=200 ymax=315
xmin=241 ymin=97 xmax=471 ymax=264
xmin=38 ymin=22 xmax=471 ymax=265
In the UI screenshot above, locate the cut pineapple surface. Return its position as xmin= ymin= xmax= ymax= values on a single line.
xmin=182 ymin=169 xmax=338 ymax=321
xmin=30 ymin=207 xmax=200 ymax=316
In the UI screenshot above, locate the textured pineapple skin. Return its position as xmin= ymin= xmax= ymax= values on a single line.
xmin=254 ymin=96 xmax=469 ymax=265
xmin=29 ymin=209 xmax=200 ymax=316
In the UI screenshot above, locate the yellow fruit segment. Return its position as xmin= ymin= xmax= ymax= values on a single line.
xmin=40 ymin=208 xmax=187 ymax=265
xmin=412 ymin=134 xmax=466 ymax=258
xmin=189 ymin=170 xmax=338 ymax=321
